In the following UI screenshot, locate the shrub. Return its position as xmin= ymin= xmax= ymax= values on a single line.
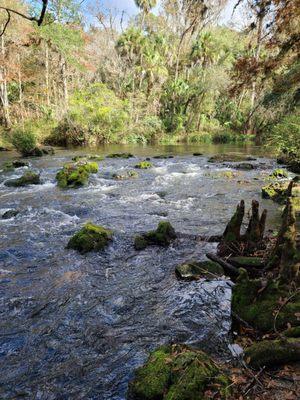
xmin=11 ymin=129 xmax=37 ymax=156
xmin=268 ymin=113 xmax=300 ymax=156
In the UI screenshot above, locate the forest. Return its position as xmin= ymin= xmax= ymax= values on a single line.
xmin=0 ymin=1 xmax=299 ymax=400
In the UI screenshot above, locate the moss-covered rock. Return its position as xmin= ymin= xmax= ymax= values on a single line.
xmin=2 ymin=160 xmax=29 ymax=171
xmin=135 ymin=161 xmax=153 ymax=169
xmin=270 ymin=168 xmax=288 ymax=179
xmin=4 ymin=171 xmax=40 ymax=187
xmin=232 ymin=269 xmax=300 ymax=332
xmin=233 ymin=163 xmax=256 ymax=170
xmin=228 ymin=256 xmax=265 ymax=269
xmin=245 ymin=338 xmax=300 ymax=368
xmin=134 ymin=221 xmax=176 ymax=250
xmin=56 ymin=161 xmax=98 ymax=188
xmin=208 ymin=153 xmax=256 ymax=163
xmin=127 ymin=344 xmax=231 ymax=400
xmin=67 ymin=222 xmax=112 ymax=254
xmin=106 ymin=152 xmax=134 ymax=159
xmin=112 ymin=170 xmax=139 ymax=180
xmin=175 ymin=260 xmax=224 ymax=280
xmin=72 ymin=154 xmax=104 ymax=162
xmin=262 ymin=181 xmax=288 ymax=202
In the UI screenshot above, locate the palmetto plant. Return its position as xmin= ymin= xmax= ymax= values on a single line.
xmin=134 ymin=0 xmax=157 ymax=14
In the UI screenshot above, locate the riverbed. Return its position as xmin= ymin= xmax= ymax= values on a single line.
xmin=0 ymin=144 xmax=283 ymax=399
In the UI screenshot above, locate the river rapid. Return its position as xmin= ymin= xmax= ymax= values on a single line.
xmin=0 ymin=144 xmax=282 ymax=399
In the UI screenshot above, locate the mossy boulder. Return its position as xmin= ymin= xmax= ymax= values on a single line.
xmin=245 ymin=338 xmax=300 ymax=368
xmin=127 ymin=344 xmax=231 ymax=400
xmin=228 ymin=256 xmax=265 ymax=269
xmin=262 ymin=181 xmax=288 ymax=202
xmin=134 ymin=221 xmax=176 ymax=250
xmin=233 ymin=163 xmax=256 ymax=170
xmin=56 ymin=161 xmax=98 ymax=188
xmin=2 ymin=160 xmax=29 ymax=171
xmin=106 ymin=152 xmax=134 ymax=159
xmin=67 ymin=222 xmax=112 ymax=254
xmin=2 ymin=209 xmax=20 ymax=219
xmin=270 ymin=168 xmax=288 ymax=179
xmin=72 ymin=154 xmax=104 ymax=162
xmin=135 ymin=161 xmax=153 ymax=169
xmin=112 ymin=170 xmax=139 ymax=180
xmin=4 ymin=171 xmax=40 ymax=187
xmin=232 ymin=269 xmax=300 ymax=332
xmin=208 ymin=153 xmax=256 ymax=163
xmin=175 ymin=260 xmax=224 ymax=280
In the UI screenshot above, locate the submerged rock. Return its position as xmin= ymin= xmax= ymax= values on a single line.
xmin=127 ymin=344 xmax=231 ymax=400
xmin=67 ymin=222 xmax=112 ymax=254
xmin=208 ymin=153 xmax=256 ymax=163
xmin=4 ymin=171 xmax=40 ymax=187
xmin=175 ymin=260 xmax=224 ymax=280
xmin=134 ymin=221 xmax=176 ymax=250
xmin=112 ymin=170 xmax=138 ymax=180
xmin=134 ymin=161 xmax=153 ymax=169
xmin=106 ymin=153 xmax=134 ymax=159
xmin=56 ymin=161 xmax=98 ymax=188
xmin=2 ymin=209 xmax=20 ymax=219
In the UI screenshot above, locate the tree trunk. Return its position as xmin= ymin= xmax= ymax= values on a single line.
xmin=0 ymin=28 xmax=11 ymax=127
xmin=45 ymin=42 xmax=50 ymax=106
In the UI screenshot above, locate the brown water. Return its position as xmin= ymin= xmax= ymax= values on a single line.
xmin=0 ymin=144 xmax=284 ymax=399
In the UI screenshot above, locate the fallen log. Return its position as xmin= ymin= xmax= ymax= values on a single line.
xmin=206 ymin=252 xmax=239 ymax=278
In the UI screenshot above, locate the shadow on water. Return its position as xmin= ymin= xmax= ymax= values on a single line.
xmin=0 ymin=144 xmax=282 ymax=399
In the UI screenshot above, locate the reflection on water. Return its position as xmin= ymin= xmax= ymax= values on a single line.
xmin=0 ymin=144 xmax=282 ymax=399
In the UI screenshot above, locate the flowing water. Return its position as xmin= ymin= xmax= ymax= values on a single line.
xmin=0 ymin=144 xmax=282 ymax=399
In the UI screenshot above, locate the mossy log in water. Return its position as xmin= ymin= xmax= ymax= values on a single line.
xmin=134 ymin=221 xmax=176 ymax=250
xmin=56 ymin=161 xmax=98 ymax=188
xmin=67 ymin=222 xmax=112 ymax=254
xmin=228 ymin=256 xmax=265 ymax=269
xmin=218 ymin=200 xmax=267 ymax=257
xmin=175 ymin=260 xmax=224 ymax=280
xmin=4 ymin=171 xmax=40 ymax=187
xmin=245 ymin=338 xmax=300 ymax=368
xmin=208 ymin=153 xmax=256 ymax=163
xmin=134 ymin=161 xmax=153 ymax=169
xmin=232 ymin=269 xmax=300 ymax=332
xmin=127 ymin=344 xmax=231 ymax=400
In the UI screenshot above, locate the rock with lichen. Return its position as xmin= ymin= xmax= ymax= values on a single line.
xmin=127 ymin=344 xmax=231 ymax=400
xmin=134 ymin=221 xmax=176 ymax=250
xmin=4 ymin=171 xmax=40 ymax=187
xmin=67 ymin=222 xmax=112 ymax=254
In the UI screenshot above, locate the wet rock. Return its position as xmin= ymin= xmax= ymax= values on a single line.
xmin=193 ymin=152 xmax=203 ymax=156
xmin=153 ymin=155 xmax=174 ymax=159
xmin=134 ymin=221 xmax=176 ymax=250
xmin=127 ymin=344 xmax=231 ymax=400
xmin=134 ymin=161 xmax=153 ymax=169
xmin=206 ymin=171 xmax=236 ymax=179
xmin=2 ymin=160 xmax=29 ymax=171
xmin=72 ymin=154 xmax=104 ymax=162
xmin=4 ymin=171 xmax=41 ymax=187
xmin=106 ymin=153 xmax=134 ymax=159
xmin=112 ymin=170 xmax=138 ymax=180
xmin=2 ymin=210 xmax=20 ymax=219
xmin=56 ymin=161 xmax=98 ymax=188
xmin=233 ymin=163 xmax=256 ymax=170
xmin=245 ymin=339 xmax=300 ymax=368
xmin=175 ymin=260 xmax=224 ymax=281
xmin=208 ymin=153 xmax=256 ymax=163
xmin=269 ymin=168 xmax=288 ymax=179
xmin=67 ymin=222 xmax=112 ymax=254
xmin=156 ymin=191 xmax=167 ymax=199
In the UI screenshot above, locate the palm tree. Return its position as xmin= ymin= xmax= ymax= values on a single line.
xmin=134 ymin=0 xmax=157 ymax=27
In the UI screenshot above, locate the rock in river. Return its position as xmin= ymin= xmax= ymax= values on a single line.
xmin=67 ymin=222 xmax=113 ymax=254
xmin=4 ymin=171 xmax=40 ymax=187
xmin=134 ymin=221 xmax=176 ymax=250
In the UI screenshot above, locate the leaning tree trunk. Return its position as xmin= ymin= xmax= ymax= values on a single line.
xmin=0 ymin=28 xmax=11 ymax=127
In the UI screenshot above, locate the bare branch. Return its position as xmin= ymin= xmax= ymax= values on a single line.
xmin=0 ymin=9 xmax=11 ymax=37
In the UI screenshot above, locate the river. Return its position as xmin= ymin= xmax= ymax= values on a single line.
xmin=0 ymin=144 xmax=282 ymax=399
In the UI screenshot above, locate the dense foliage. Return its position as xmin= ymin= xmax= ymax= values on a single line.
xmin=0 ymin=0 xmax=299 ymax=150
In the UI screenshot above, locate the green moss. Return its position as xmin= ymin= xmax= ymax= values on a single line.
xmin=245 ymin=338 xmax=300 ymax=368
xmin=1 ymin=160 xmax=29 ymax=171
xmin=175 ymin=260 xmax=224 ymax=280
xmin=261 ymin=182 xmax=288 ymax=202
xmin=270 ymin=169 xmax=288 ymax=179
xmin=106 ymin=152 xmax=134 ymax=159
xmin=232 ymin=270 xmax=300 ymax=332
xmin=208 ymin=153 xmax=256 ymax=163
xmin=283 ymin=326 xmax=300 ymax=338
xmin=128 ymin=344 xmax=231 ymax=400
xmin=67 ymin=222 xmax=112 ymax=254
xmin=4 ymin=171 xmax=40 ymax=187
xmin=56 ymin=161 xmax=98 ymax=188
xmin=135 ymin=161 xmax=153 ymax=169
xmin=134 ymin=221 xmax=176 ymax=250
xmin=72 ymin=154 xmax=104 ymax=162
